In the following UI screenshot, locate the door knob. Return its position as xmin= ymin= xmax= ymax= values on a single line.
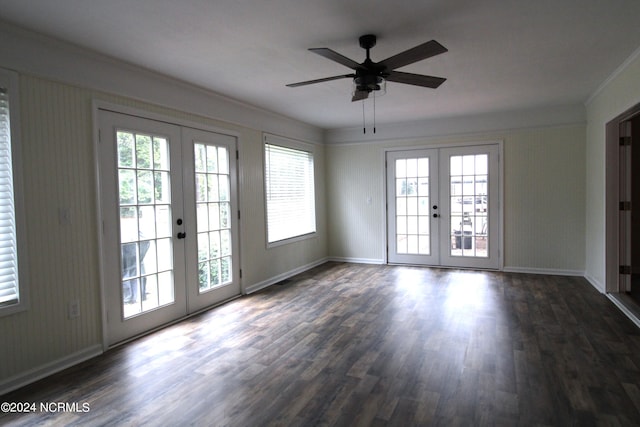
xmin=433 ymin=213 xmax=439 ymax=218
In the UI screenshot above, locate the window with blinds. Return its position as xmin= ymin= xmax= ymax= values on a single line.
xmin=264 ymin=135 xmax=316 ymax=244
xmin=0 ymin=69 xmax=24 ymax=315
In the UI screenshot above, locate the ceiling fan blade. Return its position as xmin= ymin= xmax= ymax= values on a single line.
xmin=380 ymin=40 xmax=447 ymax=71
xmin=386 ymin=71 xmax=446 ymax=88
xmin=309 ymin=48 xmax=361 ymax=70
xmin=286 ymin=74 xmax=355 ymax=88
xmin=351 ymin=90 xmax=370 ymax=102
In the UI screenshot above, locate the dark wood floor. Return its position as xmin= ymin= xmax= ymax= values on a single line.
xmin=2 ymin=262 xmax=640 ymax=426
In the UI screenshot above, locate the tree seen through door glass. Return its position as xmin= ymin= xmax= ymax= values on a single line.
xmin=195 ymin=142 xmax=233 ymax=292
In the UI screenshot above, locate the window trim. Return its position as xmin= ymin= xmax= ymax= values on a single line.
xmin=263 ymin=133 xmax=317 ymax=248
xmin=0 ymin=68 xmax=29 ymax=317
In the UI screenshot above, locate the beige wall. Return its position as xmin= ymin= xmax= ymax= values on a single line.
xmin=326 ymin=124 xmax=586 ymax=273
xmin=0 ymin=73 xmax=327 ymax=390
xmin=585 ymin=51 xmax=640 ymax=290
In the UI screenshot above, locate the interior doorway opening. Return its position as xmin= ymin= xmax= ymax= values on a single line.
xmin=626 ymin=114 xmax=640 ymax=303
xmin=605 ymin=102 xmax=640 ymax=325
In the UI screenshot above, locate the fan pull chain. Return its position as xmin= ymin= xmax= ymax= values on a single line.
xmin=362 ymin=100 xmax=366 ymax=134
xmin=361 ymin=93 xmax=379 ymax=134
xmin=373 ymin=92 xmax=376 ymax=134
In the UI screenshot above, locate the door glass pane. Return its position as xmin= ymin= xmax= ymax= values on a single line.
xmin=449 ymin=154 xmax=488 ymax=258
xmin=194 ymin=142 xmax=233 ymax=293
xmin=118 ymin=131 xmax=175 ymax=319
xmin=395 ymin=157 xmax=431 ymax=255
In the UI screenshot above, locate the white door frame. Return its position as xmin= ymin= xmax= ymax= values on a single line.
xmin=384 ymin=141 xmax=504 ymax=269
xmin=93 ymin=101 xmax=242 ymax=349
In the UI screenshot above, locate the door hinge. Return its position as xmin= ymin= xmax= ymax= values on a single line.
xmin=238 ymin=210 xmax=241 ymax=220
xmin=620 ymin=201 xmax=631 ymax=211
xmin=239 ymin=269 xmax=242 ymax=279
xmin=620 ymin=265 xmax=632 ymax=275
xmin=236 ymin=150 xmax=239 ymax=159
xmin=619 ymin=136 xmax=632 ymax=146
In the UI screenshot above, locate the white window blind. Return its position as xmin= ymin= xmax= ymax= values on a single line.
xmin=0 ymin=85 xmax=19 ymax=308
xmin=264 ymin=137 xmax=316 ymax=244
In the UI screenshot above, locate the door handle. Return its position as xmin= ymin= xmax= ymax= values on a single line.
xmin=433 ymin=213 xmax=439 ymax=218
xmin=176 ymin=232 xmax=186 ymax=239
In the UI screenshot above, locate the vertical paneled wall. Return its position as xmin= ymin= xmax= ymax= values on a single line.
xmin=1 ymin=76 xmax=101 ymax=380
xmin=503 ymin=126 xmax=585 ymax=271
xmin=326 ymin=144 xmax=385 ymax=263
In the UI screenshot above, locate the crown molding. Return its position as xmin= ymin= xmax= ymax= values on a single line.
xmin=0 ymin=20 xmax=323 ymax=143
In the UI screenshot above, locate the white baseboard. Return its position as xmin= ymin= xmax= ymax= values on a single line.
xmin=584 ymin=273 xmax=606 ymax=293
xmin=0 ymin=344 xmax=103 ymax=396
xmin=503 ymin=266 xmax=585 ymax=277
xmin=244 ymin=257 xmax=329 ymax=294
xmin=327 ymin=257 xmax=385 ymax=265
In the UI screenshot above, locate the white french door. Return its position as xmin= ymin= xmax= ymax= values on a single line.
xmin=98 ymin=110 xmax=240 ymax=346
xmin=387 ymin=149 xmax=440 ymax=265
xmin=182 ymin=127 xmax=240 ymax=313
xmin=387 ymin=144 xmax=501 ymax=269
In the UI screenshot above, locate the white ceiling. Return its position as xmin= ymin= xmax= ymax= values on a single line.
xmin=1 ymin=0 xmax=640 ymax=130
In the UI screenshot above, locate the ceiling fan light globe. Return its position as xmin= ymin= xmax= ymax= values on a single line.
xmin=376 ymin=78 xmax=386 ymax=96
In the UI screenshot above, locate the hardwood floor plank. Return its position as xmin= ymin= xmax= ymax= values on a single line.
xmin=2 ymin=262 xmax=640 ymax=426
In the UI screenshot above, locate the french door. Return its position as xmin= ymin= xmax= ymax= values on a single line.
xmin=387 ymin=144 xmax=500 ymax=269
xmin=98 ymin=110 xmax=240 ymax=345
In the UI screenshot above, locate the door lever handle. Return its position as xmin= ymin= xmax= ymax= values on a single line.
xmin=177 ymin=232 xmax=186 ymax=239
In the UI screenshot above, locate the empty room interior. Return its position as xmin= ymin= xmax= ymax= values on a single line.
xmin=2 ymin=0 xmax=640 ymax=425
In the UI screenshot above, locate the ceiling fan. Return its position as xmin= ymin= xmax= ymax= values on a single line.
xmin=286 ymin=34 xmax=447 ymax=102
